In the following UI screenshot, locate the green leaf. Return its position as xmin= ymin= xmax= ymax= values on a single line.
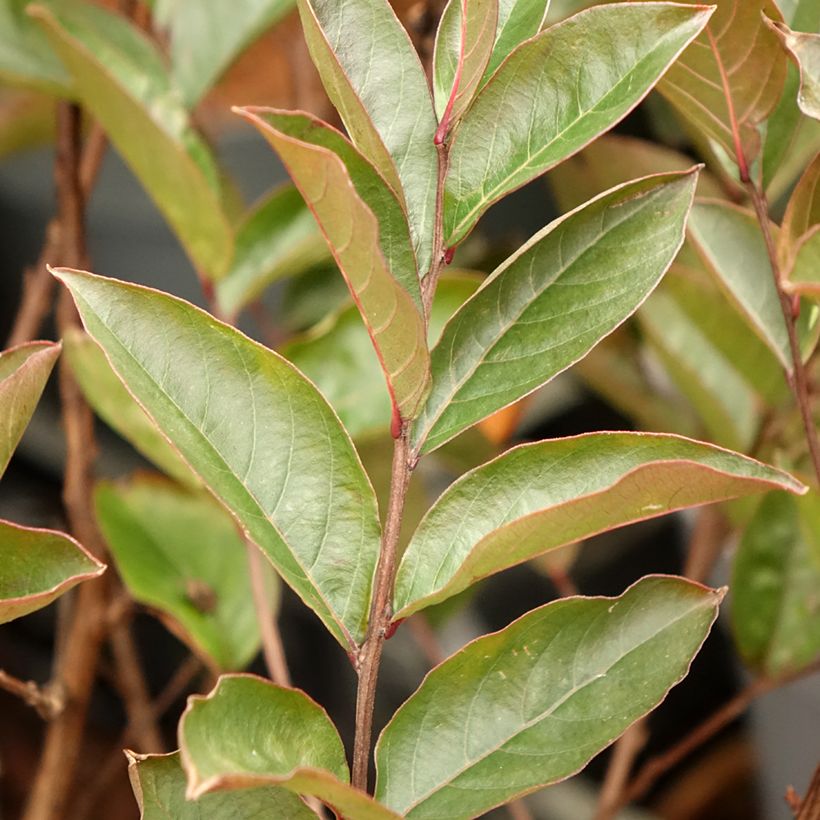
xmin=657 ymin=0 xmax=787 ymax=166
xmin=54 ymin=268 xmax=381 ymax=650
xmin=780 ymin=151 xmax=820 ymax=269
xmin=766 ymin=17 xmax=820 ymax=121
xmin=377 ymin=576 xmax=723 ymax=818
xmin=235 ymin=107 xmax=430 ymax=422
xmin=482 ymin=0 xmax=551 ymax=82
xmin=433 ymin=0 xmax=498 ymax=126
xmin=0 ymin=341 xmax=60 ymax=480
xmin=687 ymin=200 xmax=792 ymax=370
xmin=180 ymin=675 xmax=401 ymax=819
xmin=153 ymin=0 xmax=295 ymax=108
xmin=414 ymin=170 xmax=698 ymax=454
xmin=63 ymin=329 xmax=197 ymax=488
xmin=732 ymin=491 xmax=820 ymax=676
xmin=393 ymin=432 xmax=804 ymax=619
xmin=30 ymin=3 xmax=233 ymax=278
xmin=443 ymin=2 xmax=712 ymax=245
xmin=0 ymin=519 xmax=104 ymax=624
xmin=297 ymin=0 xmax=438 ymax=276
xmin=96 ymin=477 xmax=272 ymax=672
xmin=128 ymin=751 xmax=317 ymax=820
xmin=787 ymin=225 xmax=820 ymax=297
xmin=215 ymin=185 xmax=329 ymax=320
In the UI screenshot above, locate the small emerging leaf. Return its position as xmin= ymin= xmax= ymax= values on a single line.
xmin=0 ymin=519 xmax=104 ymax=624
xmin=378 ymin=576 xmax=723 ymax=818
xmin=482 ymin=0 xmax=551 ymax=82
xmin=766 ymin=17 xmax=820 ymax=121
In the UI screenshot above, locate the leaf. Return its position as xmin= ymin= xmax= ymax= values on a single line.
xmin=443 ymin=2 xmax=712 ymax=245
xmin=297 ymin=0 xmax=438 ymax=275
xmin=235 ymin=107 xmax=430 ymax=422
xmin=433 ymin=0 xmax=498 ymax=127
xmin=786 ymin=225 xmax=820 ymax=297
xmin=95 ymin=477 xmax=272 ymax=672
xmin=766 ymin=17 xmax=820 ymax=121
xmin=0 ymin=341 xmax=60 ymax=480
xmin=215 ymin=185 xmax=329 ymax=320
xmin=482 ymin=0 xmax=551 ymax=82
xmin=687 ymin=200 xmax=792 ymax=370
xmin=63 ymin=329 xmax=197 ymax=488
xmin=780 ymin=151 xmax=820 ymax=269
xmin=54 ymin=268 xmax=381 ymax=650
xmin=377 ymin=576 xmax=723 ymax=818
xmin=657 ymin=0 xmax=787 ymax=167
xmin=732 ymin=491 xmax=820 ymax=676
xmin=0 ymin=519 xmax=104 ymax=624
xmin=128 ymin=751 xmax=317 ymax=820
xmin=153 ymin=0 xmax=295 ymax=108
xmin=180 ymin=675 xmax=401 ymax=819
xmin=30 ymin=3 xmax=233 ymax=278
xmin=393 ymin=432 xmax=804 ymax=619
xmin=413 ymin=170 xmax=698 ymax=454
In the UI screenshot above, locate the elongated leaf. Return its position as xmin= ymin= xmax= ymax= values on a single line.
xmin=433 ymin=0 xmax=498 ymax=126
xmin=482 ymin=0 xmax=551 ymax=82
xmin=378 ymin=576 xmax=723 ymax=818
xmin=780 ymin=151 xmax=820 ymax=268
xmin=216 ymin=185 xmax=328 ymax=320
xmin=0 ymin=341 xmax=60 ymax=479
xmin=443 ymin=2 xmax=712 ymax=245
xmin=31 ymin=4 xmax=233 ymax=278
xmin=153 ymin=0 xmax=295 ymax=108
xmin=297 ymin=0 xmax=438 ymax=275
xmin=0 ymin=519 xmax=104 ymax=624
xmin=96 ymin=478 xmax=271 ymax=672
xmin=394 ymin=432 xmax=804 ymax=618
xmin=54 ymin=268 xmax=381 ymax=649
xmin=657 ymin=0 xmax=787 ymax=166
xmin=128 ymin=751 xmax=317 ymax=820
xmin=767 ymin=17 xmax=820 ymax=120
xmin=787 ymin=225 xmax=820 ymax=297
xmin=414 ymin=171 xmax=698 ymax=454
xmin=64 ymin=329 xmax=197 ymax=488
xmin=180 ymin=675 xmax=400 ymax=819
xmin=236 ymin=107 xmax=430 ymax=422
xmin=687 ymin=200 xmax=792 ymax=369
xmin=732 ymin=491 xmax=820 ymax=676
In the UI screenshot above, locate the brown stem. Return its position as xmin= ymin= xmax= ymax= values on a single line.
xmin=594 ymin=723 xmax=650 ymax=820
xmin=0 ymin=670 xmax=64 ymax=719
xmin=797 ymin=762 xmax=820 ymax=820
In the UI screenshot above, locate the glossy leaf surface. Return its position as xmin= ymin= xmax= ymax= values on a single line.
xmin=180 ymin=675 xmax=400 ymax=818
xmin=378 ymin=576 xmax=723 ymax=817
xmin=0 ymin=341 xmax=60 ymax=479
xmin=0 ymin=520 xmax=104 ymax=624
xmin=128 ymin=752 xmax=317 ymax=820
xmin=482 ymin=0 xmax=551 ymax=81
xmin=55 ymin=268 xmax=381 ymax=649
xmin=31 ymin=4 xmax=233 ymax=278
xmin=732 ymin=491 xmax=820 ymax=676
xmin=395 ymin=432 xmax=802 ymax=617
xmin=657 ymin=0 xmax=787 ymax=164
xmin=444 ymin=2 xmax=712 ymax=244
xmin=297 ymin=0 xmax=438 ymax=275
xmin=96 ymin=478 xmax=269 ymax=671
xmin=414 ymin=171 xmax=698 ymax=453
xmin=237 ymin=107 xmax=430 ymax=422
xmin=768 ymin=18 xmax=820 ymax=120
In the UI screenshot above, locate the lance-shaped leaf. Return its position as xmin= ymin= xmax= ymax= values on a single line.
xmin=128 ymin=751 xmax=318 ymax=820
xmin=443 ymin=2 xmax=712 ymax=245
xmin=216 ymin=185 xmax=329 ymax=320
xmin=780 ymin=151 xmax=820 ymax=269
xmin=657 ymin=0 xmax=787 ymax=168
xmin=0 ymin=520 xmax=104 ymax=624
xmin=297 ymin=0 xmax=438 ymax=275
xmin=413 ymin=170 xmax=698 ymax=454
xmin=393 ymin=432 xmax=804 ymax=619
xmin=482 ymin=0 xmax=551 ymax=82
xmin=153 ymin=0 xmax=295 ymax=108
xmin=30 ymin=4 xmax=233 ymax=278
xmin=0 ymin=341 xmax=60 ymax=479
xmin=378 ymin=576 xmax=723 ymax=817
xmin=64 ymin=329 xmax=197 ymax=488
xmin=180 ymin=675 xmax=401 ymax=819
xmin=236 ymin=107 xmax=430 ymax=422
xmin=54 ymin=268 xmax=382 ymax=650
xmin=732 ymin=491 xmax=820 ymax=676
xmin=96 ymin=478 xmax=272 ymax=672
xmin=433 ymin=0 xmax=498 ymax=128
xmin=767 ymin=17 xmax=820 ymax=121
